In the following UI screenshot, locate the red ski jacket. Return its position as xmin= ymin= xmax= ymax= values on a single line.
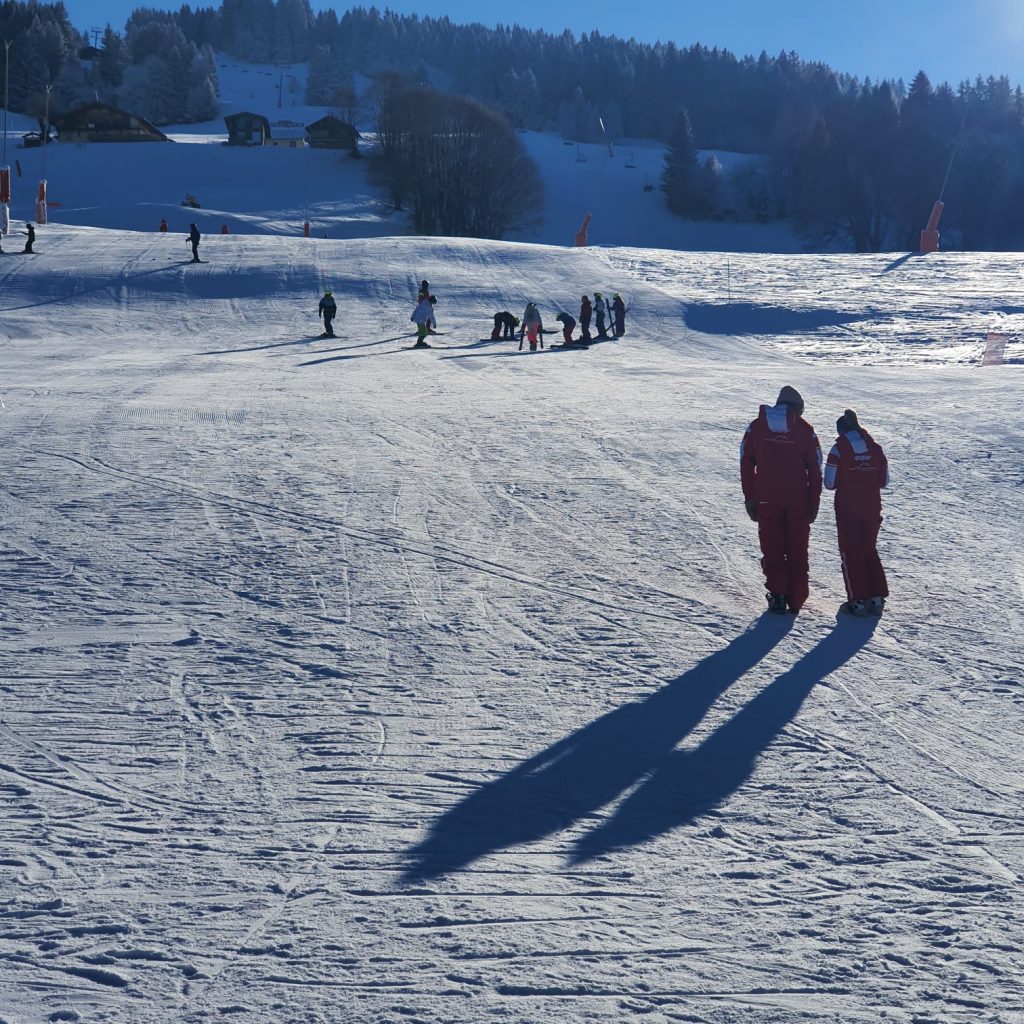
xmin=824 ymin=428 xmax=889 ymax=518
xmin=740 ymin=404 xmax=823 ymax=511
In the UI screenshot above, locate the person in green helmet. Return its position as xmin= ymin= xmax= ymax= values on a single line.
xmin=318 ymin=289 xmax=337 ymax=337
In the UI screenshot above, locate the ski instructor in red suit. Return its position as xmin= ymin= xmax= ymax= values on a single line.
xmin=824 ymin=409 xmax=889 ymax=616
xmin=740 ymin=385 xmax=823 ymax=614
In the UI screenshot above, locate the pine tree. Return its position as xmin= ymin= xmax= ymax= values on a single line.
xmin=661 ymin=106 xmax=702 ymax=215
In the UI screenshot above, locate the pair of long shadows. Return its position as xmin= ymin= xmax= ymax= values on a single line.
xmin=403 ymin=615 xmax=876 ymax=880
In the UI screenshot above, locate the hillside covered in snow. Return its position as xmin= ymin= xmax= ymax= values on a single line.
xmin=3 ymin=55 xmax=801 ymax=252
xmin=1 ymin=221 xmax=1022 ymax=1023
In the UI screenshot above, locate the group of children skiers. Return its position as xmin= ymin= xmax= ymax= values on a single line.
xmin=741 ymin=385 xmax=890 ymax=618
xmin=491 ymin=293 xmax=628 ymax=352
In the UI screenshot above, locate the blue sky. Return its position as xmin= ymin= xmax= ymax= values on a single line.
xmin=63 ymin=0 xmax=1024 ymax=88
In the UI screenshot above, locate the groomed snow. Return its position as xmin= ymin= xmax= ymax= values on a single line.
xmin=1 ymin=226 xmax=1022 ymax=1023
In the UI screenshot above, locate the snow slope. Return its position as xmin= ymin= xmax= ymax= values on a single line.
xmin=1 ymin=226 xmax=1022 ymax=1024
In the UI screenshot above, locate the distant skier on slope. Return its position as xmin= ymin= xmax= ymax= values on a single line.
xmin=593 ymin=292 xmax=608 ymax=339
xmin=740 ymin=385 xmax=823 ymax=614
xmin=318 ymin=289 xmax=337 ymax=337
xmin=23 ymin=223 xmax=35 ymax=253
xmin=611 ymin=293 xmax=627 ymax=337
xmin=825 ymin=409 xmax=890 ymax=617
xmin=187 ymin=223 xmax=201 ymax=263
xmin=519 ymin=302 xmax=544 ymax=351
xmin=579 ymin=295 xmax=593 ymax=341
xmin=411 ymin=294 xmax=436 ymax=347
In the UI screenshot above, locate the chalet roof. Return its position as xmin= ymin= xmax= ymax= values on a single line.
xmin=52 ymin=103 xmax=168 ymax=140
xmin=306 ymin=114 xmax=359 ymax=136
xmin=224 ymin=111 xmax=272 ymax=129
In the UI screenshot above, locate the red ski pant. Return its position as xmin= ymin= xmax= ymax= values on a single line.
xmin=756 ymin=503 xmax=811 ymax=611
xmin=562 ymin=325 xmax=573 ymax=343
xmin=837 ymin=514 xmax=888 ymax=602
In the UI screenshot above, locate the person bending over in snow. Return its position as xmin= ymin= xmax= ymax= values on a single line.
xmin=579 ymin=295 xmax=593 ymax=340
xmin=740 ymin=385 xmax=823 ymax=614
xmin=519 ymin=302 xmax=544 ymax=351
xmin=555 ymin=311 xmax=577 ymax=344
xmin=492 ymin=311 xmax=519 ymax=339
xmin=825 ymin=409 xmax=890 ymax=617
xmin=411 ymin=294 xmax=436 ymax=347
xmin=611 ymin=293 xmax=626 ymax=337
xmin=318 ymin=289 xmax=337 ymax=337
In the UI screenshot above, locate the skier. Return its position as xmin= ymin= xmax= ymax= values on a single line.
xmin=23 ymin=223 xmax=35 ymax=253
xmin=594 ymin=292 xmax=608 ymax=339
xmin=417 ymin=279 xmax=430 ymax=302
xmin=611 ymin=293 xmax=626 ymax=337
xmin=740 ymin=385 xmax=823 ymax=614
xmin=411 ymin=294 xmax=436 ymax=347
xmin=519 ymin=302 xmax=544 ymax=351
xmin=824 ymin=409 xmax=890 ymax=616
xmin=555 ymin=311 xmax=577 ymax=344
xmin=491 ymin=311 xmax=519 ymax=339
xmin=187 ymin=223 xmax=201 ymax=263
xmin=318 ymin=289 xmax=337 ymax=337
xmin=579 ymin=295 xmax=593 ymax=341
xmin=159 ymin=218 xmax=168 ymax=233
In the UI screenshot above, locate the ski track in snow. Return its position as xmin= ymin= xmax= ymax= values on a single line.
xmin=1 ymin=228 xmax=1022 ymax=1024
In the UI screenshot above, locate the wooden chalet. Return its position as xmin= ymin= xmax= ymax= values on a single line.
xmin=53 ymin=103 xmax=169 ymax=143
xmin=266 ymin=121 xmax=306 ymax=148
xmin=305 ymin=115 xmax=360 ymax=154
xmin=224 ymin=112 xmax=272 ymax=146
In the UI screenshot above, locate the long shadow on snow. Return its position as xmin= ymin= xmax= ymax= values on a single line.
xmin=880 ymin=252 xmax=926 ymax=273
xmin=439 ymin=338 xmax=611 ymax=361
xmin=200 ymin=336 xmax=322 ymax=355
xmin=684 ymin=303 xmax=868 ymax=336
xmin=570 ymin=615 xmax=877 ymax=864
xmin=297 ymin=336 xmax=412 ymax=366
xmin=0 ymin=260 xmax=198 ymax=312
xmin=401 ymin=615 xmax=794 ymax=882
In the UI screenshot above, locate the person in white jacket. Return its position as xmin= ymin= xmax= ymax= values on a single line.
xmin=411 ymin=294 xmax=436 ymax=347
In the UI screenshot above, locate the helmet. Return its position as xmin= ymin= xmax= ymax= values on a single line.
xmin=613 ymin=293 xmax=620 ymax=299
xmin=324 ymin=289 xmax=333 ymax=296
xmin=594 ymin=291 xmax=602 ymax=298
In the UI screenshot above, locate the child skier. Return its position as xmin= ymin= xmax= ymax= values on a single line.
xmin=579 ymin=295 xmax=592 ymax=340
xmin=555 ymin=311 xmax=577 ymax=344
xmin=594 ymin=292 xmax=608 ymax=338
xmin=611 ymin=293 xmax=627 ymax=337
xmin=318 ymin=289 xmax=337 ymax=337
xmin=491 ymin=311 xmax=519 ymax=339
xmin=411 ymin=294 xmax=437 ymax=347
xmin=519 ymin=302 xmax=544 ymax=351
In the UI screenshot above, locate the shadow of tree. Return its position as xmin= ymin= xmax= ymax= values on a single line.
xmin=570 ymin=616 xmax=877 ymax=864
xmin=402 ymin=616 xmax=795 ymax=882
